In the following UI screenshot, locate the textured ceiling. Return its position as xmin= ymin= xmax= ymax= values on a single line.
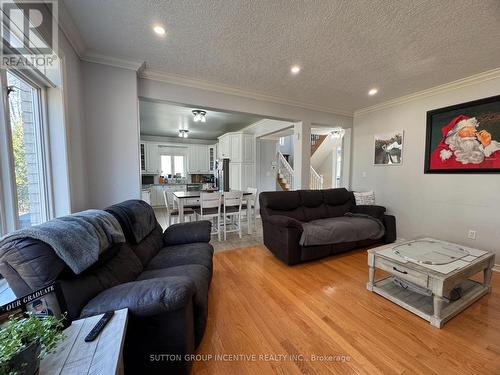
xmin=139 ymin=100 xmax=263 ymax=140
xmin=64 ymin=0 xmax=500 ymax=113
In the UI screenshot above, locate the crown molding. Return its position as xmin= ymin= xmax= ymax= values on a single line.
xmin=354 ymin=67 xmax=500 ymax=116
xmin=57 ymin=0 xmax=87 ymax=57
xmin=139 ymin=69 xmax=353 ymax=117
xmin=82 ymin=52 xmax=146 ymax=72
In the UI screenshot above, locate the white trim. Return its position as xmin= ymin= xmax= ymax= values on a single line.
xmin=355 ymin=67 xmax=500 ymax=116
xmin=56 ymin=0 xmax=87 ymax=57
xmin=81 ymin=51 xmax=145 ymax=72
xmin=493 ymin=264 xmax=500 ymax=273
xmin=140 ymin=69 xmax=353 ymax=117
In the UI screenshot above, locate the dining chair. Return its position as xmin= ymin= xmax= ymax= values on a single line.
xmin=242 ymin=187 xmax=258 ymax=234
xmin=222 ymin=190 xmax=243 ymax=240
xmin=194 ymin=191 xmax=222 ymax=241
xmin=163 ymin=190 xmax=195 ymax=226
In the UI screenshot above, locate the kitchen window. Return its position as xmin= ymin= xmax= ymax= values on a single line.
xmin=161 ymin=154 xmax=186 ymax=177
xmin=0 ymin=70 xmax=50 ymax=232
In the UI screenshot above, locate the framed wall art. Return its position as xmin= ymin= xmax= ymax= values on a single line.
xmin=424 ymin=95 xmax=500 ymax=173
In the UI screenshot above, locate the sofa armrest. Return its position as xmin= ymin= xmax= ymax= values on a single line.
xmin=80 ymin=276 xmax=196 ymax=318
xmin=351 ymin=205 xmax=386 ymax=219
xmin=265 ymin=215 xmax=303 ymax=231
xmin=382 ymin=214 xmax=397 ymax=243
xmin=163 ymin=221 xmax=212 ymax=246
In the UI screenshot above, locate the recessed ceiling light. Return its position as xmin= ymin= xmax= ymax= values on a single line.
xmin=290 ymin=65 xmax=301 ymax=74
xmin=153 ymin=25 xmax=166 ymax=36
xmin=368 ymin=88 xmax=378 ymax=96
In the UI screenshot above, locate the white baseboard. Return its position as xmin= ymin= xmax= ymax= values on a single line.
xmin=493 ymin=264 xmax=500 ymax=273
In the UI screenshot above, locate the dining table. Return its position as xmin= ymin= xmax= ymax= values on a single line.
xmin=172 ymin=190 xmax=255 ymax=233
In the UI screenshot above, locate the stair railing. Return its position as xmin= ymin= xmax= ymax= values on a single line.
xmin=310 ymin=166 xmax=324 ymax=190
xmin=277 ymin=151 xmax=294 ymax=191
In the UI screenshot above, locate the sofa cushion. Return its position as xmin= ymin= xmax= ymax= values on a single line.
xmin=80 ymin=276 xmax=196 ymax=318
xmin=299 ymin=190 xmax=328 ymax=221
xmin=163 ymin=221 xmax=212 ymax=247
xmin=299 ymin=216 xmax=385 ymax=247
xmin=138 ymin=265 xmax=211 ymax=346
xmin=147 ymin=243 xmax=214 ymax=273
xmin=259 ymin=191 xmax=306 ymax=221
xmin=59 ymin=243 xmax=143 ymax=320
xmin=105 ymin=200 xmax=158 ymax=244
xmin=128 ymin=225 xmax=163 ymax=266
xmin=0 ymin=238 xmax=66 ymax=296
xmin=322 ymin=188 xmax=354 ymax=217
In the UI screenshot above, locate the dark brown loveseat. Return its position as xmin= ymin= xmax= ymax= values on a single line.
xmin=259 ymin=188 xmax=396 ymax=265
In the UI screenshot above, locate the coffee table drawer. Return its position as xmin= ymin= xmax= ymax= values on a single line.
xmin=375 ymin=258 xmax=428 ymax=288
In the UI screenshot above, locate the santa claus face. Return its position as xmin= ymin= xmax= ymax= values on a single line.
xmin=445 ymin=133 xmax=484 ymax=164
xmin=458 ymin=126 xmax=476 ymax=138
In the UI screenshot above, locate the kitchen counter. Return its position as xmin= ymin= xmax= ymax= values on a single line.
xmin=142 ymin=183 xmax=202 ymax=188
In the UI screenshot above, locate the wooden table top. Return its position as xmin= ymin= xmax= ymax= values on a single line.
xmin=173 ymin=191 xmax=253 ymax=198
xmin=40 ymin=308 xmax=128 ymax=375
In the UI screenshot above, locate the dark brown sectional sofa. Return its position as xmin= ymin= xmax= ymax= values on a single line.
xmin=259 ymin=188 xmax=396 ymax=265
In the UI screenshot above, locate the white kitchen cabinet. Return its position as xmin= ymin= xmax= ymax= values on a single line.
xmin=141 ymin=189 xmax=150 ymax=204
xmin=229 ymin=134 xmax=242 ymax=162
xmin=145 ymin=143 xmax=160 ymax=174
xmin=140 ymin=143 xmax=146 ymax=172
xmin=208 ymin=144 xmax=217 ymax=171
xmin=229 ymin=163 xmax=255 ymax=191
xmin=218 ymin=136 xmax=230 ymax=158
xmin=188 ymin=144 xmax=209 ymax=173
xmin=217 ymin=133 xmax=254 ymax=162
xmin=242 ymin=136 xmax=255 ymax=163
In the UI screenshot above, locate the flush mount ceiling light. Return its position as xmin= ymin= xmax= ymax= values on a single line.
xmin=330 ymin=128 xmax=345 ymax=139
xmin=368 ymin=88 xmax=378 ymax=96
xmin=290 ymin=65 xmax=301 ymax=74
xmin=153 ymin=25 xmax=166 ymax=36
xmin=192 ymin=110 xmax=207 ymax=123
xmin=178 ymin=129 xmax=189 ymax=138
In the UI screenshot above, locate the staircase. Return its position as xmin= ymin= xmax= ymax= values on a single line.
xmin=310 ymin=134 xmax=327 ymax=156
xmin=277 ymin=151 xmax=293 ymax=191
xmin=277 ymin=151 xmax=323 ymax=191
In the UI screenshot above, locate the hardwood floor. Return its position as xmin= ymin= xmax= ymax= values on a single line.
xmin=193 ymin=246 xmax=500 ymax=374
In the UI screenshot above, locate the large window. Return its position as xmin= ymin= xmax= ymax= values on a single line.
xmin=160 ymin=154 xmax=186 ymax=177
xmin=1 ymin=71 xmax=49 ymax=229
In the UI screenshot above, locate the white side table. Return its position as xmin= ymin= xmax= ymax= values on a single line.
xmin=40 ymin=308 xmax=128 ymax=375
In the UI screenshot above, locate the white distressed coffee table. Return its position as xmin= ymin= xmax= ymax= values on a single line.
xmin=40 ymin=308 xmax=128 ymax=374
xmin=367 ymin=238 xmax=495 ymax=328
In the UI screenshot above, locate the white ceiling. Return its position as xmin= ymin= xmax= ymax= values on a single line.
xmin=139 ymin=100 xmax=263 ymax=140
xmin=64 ymin=0 xmax=500 ymax=114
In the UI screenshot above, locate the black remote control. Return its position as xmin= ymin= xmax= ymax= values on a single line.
xmin=84 ymin=311 xmax=114 ymax=342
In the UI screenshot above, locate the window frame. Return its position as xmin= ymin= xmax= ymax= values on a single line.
xmin=160 ymin=152 xmax=187 ymax=177
xmin=0 ymin=68 xmax=53 ymax=232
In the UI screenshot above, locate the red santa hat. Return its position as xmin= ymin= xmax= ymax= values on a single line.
xmin=440 ymin=114 xmax=470 ymax=138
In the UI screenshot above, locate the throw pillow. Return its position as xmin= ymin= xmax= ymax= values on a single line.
xmin=353 ymin=191 xmax=375 ymax=205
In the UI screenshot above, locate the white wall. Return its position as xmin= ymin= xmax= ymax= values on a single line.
xmin=81 ymin=62 xmax=140 ymax=208
xmin=352 ymin=76 xmax=500 ymax=261
xmin=257 ymin=139 xmax=279 ymax=194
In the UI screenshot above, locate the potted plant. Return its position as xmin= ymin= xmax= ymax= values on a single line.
xmin=0 ymin=313 xmax=65 ymax=375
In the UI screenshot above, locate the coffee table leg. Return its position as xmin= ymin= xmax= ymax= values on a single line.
xmin=431 ymin=295 xmax=445 ymax=328
xmin=367 ymin=253 xmax=375 ymax=291
xmin=484 ymin=266 xmax=493 ymax=293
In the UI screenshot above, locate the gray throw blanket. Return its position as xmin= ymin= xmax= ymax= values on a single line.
xmin=0 ymin=210 xmax=125 ymax=274
xmin=299 ymin=213 xmax=385 ymax=246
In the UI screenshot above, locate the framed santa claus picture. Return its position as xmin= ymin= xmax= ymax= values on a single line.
xmin=424 ymin=94 xmax=500 ymax=173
